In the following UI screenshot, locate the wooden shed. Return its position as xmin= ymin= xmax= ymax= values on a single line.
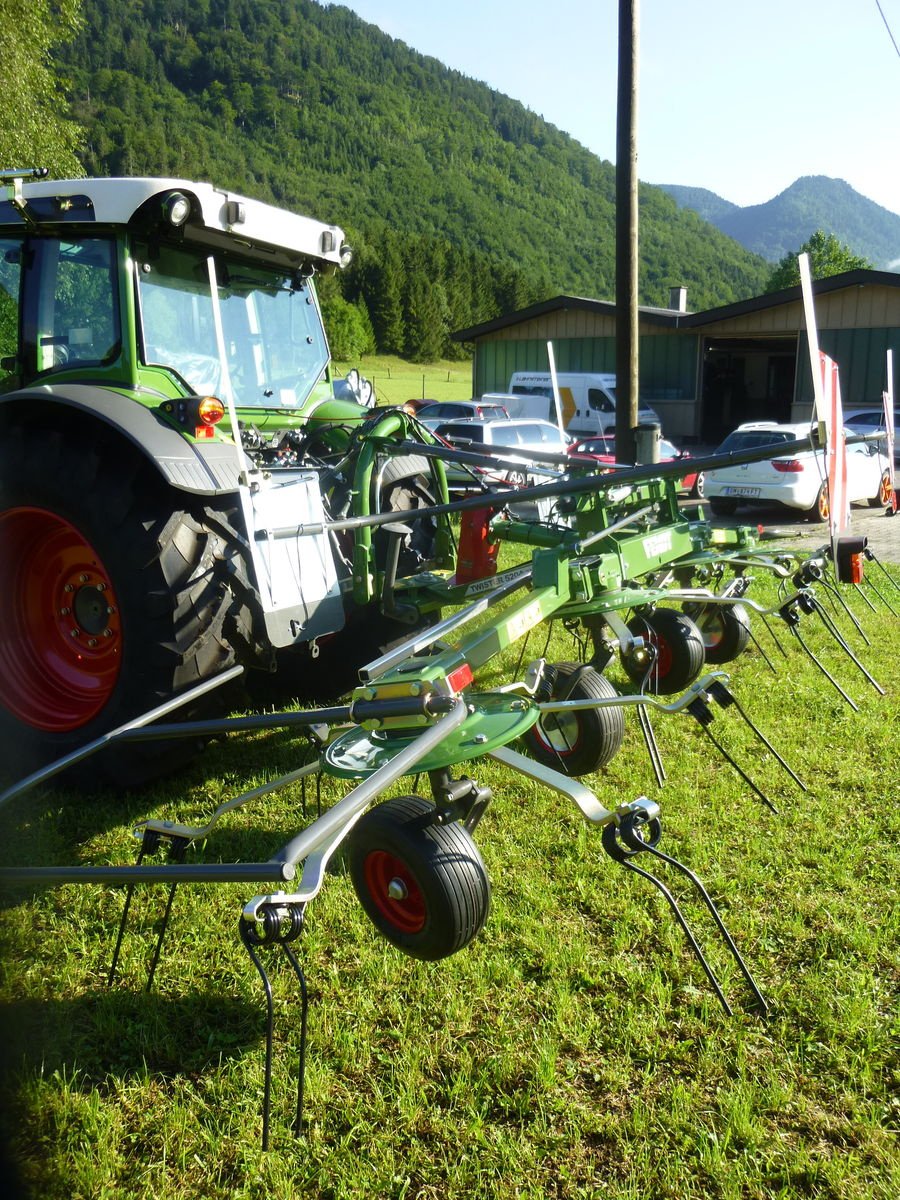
xmin=452 ymin=270 xmax=900 ymax=443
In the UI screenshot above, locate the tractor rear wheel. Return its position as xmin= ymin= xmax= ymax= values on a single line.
xmin=348 ymin=795 xmax=490 ymax=960
xmin=0 ymin=421 xmax=247 ymax=786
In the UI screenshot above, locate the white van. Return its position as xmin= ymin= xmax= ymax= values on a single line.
xmin=506 ymin=372 xmax=661 ymax=436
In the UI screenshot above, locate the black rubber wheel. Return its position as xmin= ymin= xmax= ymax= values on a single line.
xmin=521 ymin=663 xmax=625 ymax=776
xmin=506 ymin=469 xmax=528 ymax=489
xmin=374 ymin=454 xmax=440 ymax=575
xmin=708 ymin=497 xmax=738 ymax=516
xmin=348 ymin=795 xmax=490 ymax=961
xmin=683 ymin=602 xmax=751 ymax=664
xmin=621 ymin=608 xmax=705 ymax=695
xmin=0 ymin=420 xmax=248 ymax=785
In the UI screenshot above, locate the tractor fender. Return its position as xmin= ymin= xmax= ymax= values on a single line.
xmin=0 ymin=381 xmax=243 ymax=495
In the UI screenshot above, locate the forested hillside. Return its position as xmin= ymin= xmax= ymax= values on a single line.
xmin=662 ymin=176 xmax=900 ymax=268
xmin=56 ymin=0 xmax=770 ymax=358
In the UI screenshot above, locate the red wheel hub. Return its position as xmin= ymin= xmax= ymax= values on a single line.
xmin=650 ymin=633 xmax=674 ymax=678
xmin=362 ymin=849 xmax=426 ymax=933
xmin=0 ymin=506 xmax=122 ymax=730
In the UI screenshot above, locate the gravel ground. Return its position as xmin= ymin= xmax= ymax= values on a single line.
xmin=702 ymin=467 xmax=900 ymax=566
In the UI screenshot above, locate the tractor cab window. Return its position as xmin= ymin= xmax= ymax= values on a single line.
xmin=24 ymin=237 xmax=120 ymax=376
xmin=137 ymin=242 xmax=330 ymax=409
xmin=0 ymin=238 xmax=21 ymax=391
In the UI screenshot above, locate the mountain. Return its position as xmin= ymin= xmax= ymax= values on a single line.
xmin=54 ymin=0 xmax=770 ymax=358
xmin=660 ymin=176 xmax=900 ymax=269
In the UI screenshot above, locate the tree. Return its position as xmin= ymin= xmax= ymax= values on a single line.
xmin=0 ymin=0 xmax=85 ymax=177
xmin=764 ymin=230 xmax=872 ymax=292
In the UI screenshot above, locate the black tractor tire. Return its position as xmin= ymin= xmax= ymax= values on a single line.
xmin=621 ymin=608 xmax=706 ymax=695
xmin=0 ymin=421 xmax=251 ymax=787
xmin=521 ymin=663 xmax=625 ymax=776
xmin=349 ymin=795 xmax=490 ymax=961
xmin=708 ymin=497 xmax=738 ymax=517
xmin=683 ymin=602 xmax=752 ymax=664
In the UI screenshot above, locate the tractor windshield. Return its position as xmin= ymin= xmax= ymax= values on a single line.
xmin=136 ymin=242 xmax=330 ymax=409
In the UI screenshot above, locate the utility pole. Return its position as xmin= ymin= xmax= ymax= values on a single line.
xmin=615 ymin=0 xmax=639 ymax=463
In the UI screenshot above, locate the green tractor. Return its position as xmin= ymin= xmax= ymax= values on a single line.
xmin=0 ymin=170 xmax=452 ymax=783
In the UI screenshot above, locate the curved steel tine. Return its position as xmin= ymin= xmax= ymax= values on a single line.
xmin=706 ymin=681 xmax=806 ymax=792
xmin=239 ymin=919 xmax=276 ymax=1152
xmin=808 ymin=596 xmax=885 ymax=694
xmin=618 ymin=856 xmax=733 ymax=1016
xmin=790 ymin=626 xmax=859 ymax=710
xmin=635 ymin=840 xmax=768 ymax=1014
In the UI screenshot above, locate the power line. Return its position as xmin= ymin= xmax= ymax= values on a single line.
xmin=875 ymin=0 xmax=900 ymax=59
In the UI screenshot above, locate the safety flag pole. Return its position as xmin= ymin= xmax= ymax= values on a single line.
xmin=799 ymin=253 xmax=850 ymax=571
xmin=885 ymin=350 xmax=897 ymax=513
xmin=546 ymin=341 xmax=566 ymax=440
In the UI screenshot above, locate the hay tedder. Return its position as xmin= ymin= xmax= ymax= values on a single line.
xmin=1 ymin=171 xmax=897 ymax=1148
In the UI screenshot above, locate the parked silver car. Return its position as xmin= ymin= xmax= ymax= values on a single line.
xmin=432 ymin=417 xmax=569 ymax=489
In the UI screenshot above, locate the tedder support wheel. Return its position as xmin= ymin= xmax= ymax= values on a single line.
xmin=348 ymin=795 xmax=490 ymax=961
xmin=621 ymin=608 xmax=705 ymax=695
xmin=0 ymin=421 xmax=247 ymax=785
xmin=683 ymin=602 xmax=752 ymax=665
xmin=521 ymin=662 xmax=625 ymax=776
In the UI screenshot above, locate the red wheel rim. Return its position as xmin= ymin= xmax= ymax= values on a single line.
xmin=362 ymin=849 xmax=426 ymax=934
xmin=0 ymin=506 xmax=123 ymax=730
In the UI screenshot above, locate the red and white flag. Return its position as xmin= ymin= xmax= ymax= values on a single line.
xmin=884 ymin=350 xmax=897 ymax=513
xmin=818 ymin=351 xmax=850 ymax=543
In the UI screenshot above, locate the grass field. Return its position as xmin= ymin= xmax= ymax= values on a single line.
xmin=1 ymin=555 xmax=899 ymax=1199
xmin=334 ymin=354 xmax=475 ymax=407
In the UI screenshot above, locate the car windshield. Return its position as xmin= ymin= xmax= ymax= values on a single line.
xmin=716 ymin=429 xmax=799 ymax=453
xmin=137 ymin=242 xmax=329 ymax=409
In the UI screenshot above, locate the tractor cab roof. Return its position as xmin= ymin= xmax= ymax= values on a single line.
xmin=0 ymin=174 xmax=350 ymax=272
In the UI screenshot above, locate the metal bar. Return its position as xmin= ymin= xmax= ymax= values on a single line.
xmin=360 ymin=567 xmax=533 ymax=682
xmin=269 ymin=699 xmax=469 ymax=870
xmin=275 ymin=436 xmax=822 ymax=538
xmin=0 ymin=665 xmax=245 ymax=809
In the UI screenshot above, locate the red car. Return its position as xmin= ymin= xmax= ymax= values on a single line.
xmin=567 ymin=433 xmax=702 ymax=496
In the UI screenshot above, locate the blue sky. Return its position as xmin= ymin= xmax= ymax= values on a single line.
xmin=336 ymin=0 xmax=900 ymax=217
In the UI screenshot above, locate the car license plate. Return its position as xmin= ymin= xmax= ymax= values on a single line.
xmin=722 ymin=486 xmax=760 ymax=498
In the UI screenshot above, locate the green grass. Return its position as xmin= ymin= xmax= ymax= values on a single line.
xmin=1 ymin=563 xmax=899 ymax=1200
xmin=334 ymin=354 xmax=475 ymax=407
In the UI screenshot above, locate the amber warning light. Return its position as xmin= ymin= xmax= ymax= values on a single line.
xmin=194 ymin=396 xmax=225 ymax=438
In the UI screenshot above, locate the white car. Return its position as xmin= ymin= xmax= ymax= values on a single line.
xmin=432 ymin=417 xmax=569 ymax=489
xmin=844 ymin=406 xmax=899 ymax=463
xmin=703 ymin=421 xmax=893 ymax=522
